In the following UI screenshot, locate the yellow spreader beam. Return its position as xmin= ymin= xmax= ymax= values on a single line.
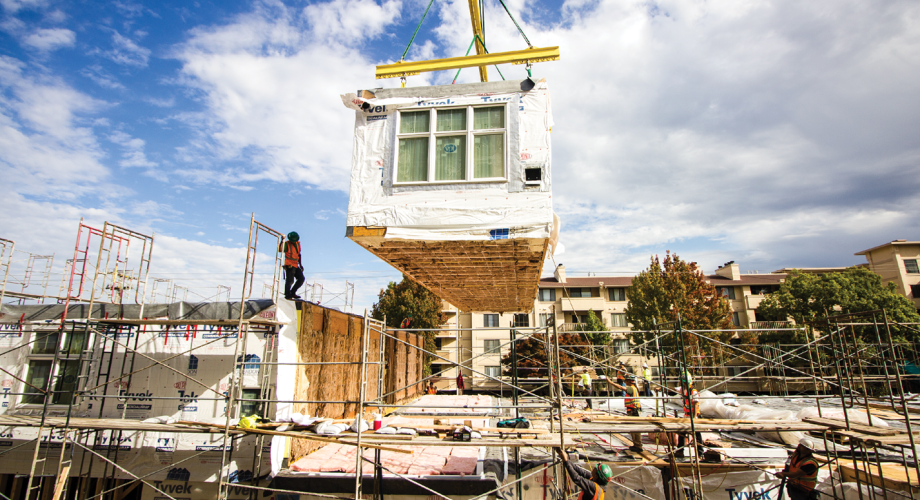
xmin=375 ymin=46 xmax=560 ymax=80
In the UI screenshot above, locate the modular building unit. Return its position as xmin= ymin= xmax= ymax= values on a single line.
xmin=342 ymin=79 xmax=558 ymax=313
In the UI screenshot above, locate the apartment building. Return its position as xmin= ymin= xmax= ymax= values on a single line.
xmin=438 ymin=261 xmax=792 ymax=390
xmin=856 ymin=240 xmax=920 ymax=310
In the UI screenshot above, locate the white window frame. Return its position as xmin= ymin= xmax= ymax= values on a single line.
xmin=538 ymin=289 xmax=556 ymax=302
xmin=483 ymin=314 xmax=499 ymax=328
xmin=484 ymin=366 xmax=502 ymax=378
xmin=905 ymin=259 xmax=920 ymax=274
xmin=394 ymin=104 xmax=509 ymax=185
xmin=610 ymin=313 xmax=627 ymax=328
xmin=483 ymin=339 xmax=502 ymax=355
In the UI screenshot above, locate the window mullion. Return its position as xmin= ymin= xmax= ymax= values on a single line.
xmin=428 ymin=108 xmax=436 ymax=182
xmin=467 ymin=106 xmax=474 ymax=180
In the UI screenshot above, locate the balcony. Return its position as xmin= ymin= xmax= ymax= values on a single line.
xmin=745 ymin=294 xmax=767 ymax=310
xmin=560 ymin=297 xmax=606 ymax=312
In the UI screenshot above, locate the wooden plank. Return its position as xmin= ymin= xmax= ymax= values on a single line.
xmin=837 ymin=460 xmax=920 ymax=495
xmin=51 ymin=466 xmax=70 ymax=500
xmin=803 ymin=417 xmax=899 ymax=436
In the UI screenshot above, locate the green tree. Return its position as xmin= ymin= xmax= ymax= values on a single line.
xmin=624 ymin=252 xmax=735 ymax=374
xmin=371 ymin=275 xmax=445 ymax=374
xmin=572 ymin=310 xmax=610 ymax=372
xmin=500 ymin=333 xmax=589 ymax=378
xmin=758 ymin=267 xmax=920 ymax=342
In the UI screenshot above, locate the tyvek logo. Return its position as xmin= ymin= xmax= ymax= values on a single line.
xmin=0 ymin=324 xmax=23 ymax=337
xmin=156 ymin=437 xmax=175 ymax=452
xmin=726 ymin=488 xmax=774 ymax=500
xmin=178 ymin=390 xmax=199 ymax=411
xmin=443 ymin=144 xmax=457 ymax=153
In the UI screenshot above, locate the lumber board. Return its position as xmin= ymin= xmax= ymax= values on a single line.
xmin=837 ymin=460 xmax=920 ymax=493
xmin=176 ymin=421 xmax=412 ymax=454
xmin=802 ymin=417 xmax=899 ymax=436
xmin=561 ymin=422 xmax=828 ymax=433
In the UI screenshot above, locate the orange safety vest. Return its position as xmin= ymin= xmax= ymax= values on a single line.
xmin=578 ymin=482 xmax=605 ymax=500
xmin=682 ymin=388 xmax=699 ymax=417
xmin=789 ymin=455 xmax=819 ymax=491
xmin=284 ymin=241 xmax=301 ymax=267
xmin=625 ymin=385 xmax=640 ymax=411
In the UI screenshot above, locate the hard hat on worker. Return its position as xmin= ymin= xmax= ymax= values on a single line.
xmin=798 ymin=437 xmax=816 ymax=453
xmin=626 ymin=374 xmax=636 ymax=382
xmin=287 ymin=231 xmax=300 ymax=242
xmin=594 ymin=463 xmax=613 ymax=485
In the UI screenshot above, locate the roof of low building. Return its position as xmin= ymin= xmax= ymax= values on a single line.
xmin=538 ymin=273 xmax=787 ymax=288
xmin=855 ymin=240 xmax=920 ymax=255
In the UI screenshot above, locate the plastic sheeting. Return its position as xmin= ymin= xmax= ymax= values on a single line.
xmin=520 ymin=464 xmax=665 ymax=500
xmin=698 ymin=391 xmax=889 ymax=447
xmin=341 ymin=81 xmax=555 ymax=242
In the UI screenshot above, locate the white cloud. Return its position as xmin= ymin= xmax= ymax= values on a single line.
xmin=303 ymin=0 xmax=401 ymax=46
xmin=144 ymin=96 xmax=175 ymax=107
xmin=81 ymin=65 xmax=125 ymax=89
xmin=96 ymin=30 xmax=151 ymax=67
xmin=170 ymin=0 xmax=402 ymax=191
xmin=22 ymin=27 xmax=75 ymax=51
xmin=0 ymin=0 xmax=48 ymax=13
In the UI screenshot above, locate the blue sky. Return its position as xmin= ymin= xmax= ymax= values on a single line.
xmin=1 ymin=0 xmax=919 ymax=312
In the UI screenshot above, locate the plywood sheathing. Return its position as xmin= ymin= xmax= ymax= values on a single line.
xmin=291 ymin=302 xmax=426 ymax=460
xmin=385 ymin=331 xmax=425 ymax=404
xmin=348 ymin=232 xmax=548 ymax=313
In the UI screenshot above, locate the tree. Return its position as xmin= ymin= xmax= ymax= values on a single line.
xmin=371 ymin=275 xmax=445 ymax=374
xmin=572 ymin=310 xmax=610 ymax=373
xmin=500 ymin=333 xmax=589 ymax=378
xmin=624 ymin=252 xmax=734 ymax=374
xmin=758 ymin=267 xmax=920 ymax=342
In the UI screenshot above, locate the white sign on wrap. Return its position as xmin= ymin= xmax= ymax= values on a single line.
xmin=672 ymin=470 xmax=781 ymax=500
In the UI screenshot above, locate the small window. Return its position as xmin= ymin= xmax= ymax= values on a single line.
xmin=538 ymin=313 xmax=553 ymax=327
xmin=566 ymin=288 xmax=591 ymax=298
xmin=611 ymin=339 xmax=630 ymax=354
xmin=608 ymin=288 xmax=626 ymax=301
xmin=484 ymin=366 xmax=502 ymax=378
xmin=750 ymin=285 xmax=779 ymax=295
xmin=484 ymin=339 xmax=501 ymax=354
xmin=610 ymin=313 xmax=627 ymax=328
xmin=513 ymin=314 xmax=529 ymax=328
xmin=905 ymin=259 xmax=920 ymax=274
xmin=572 ymin=314 xmax=588 ymax=324
xmin=538 ymin=289 xmax=556 ymax=302
xmin=483 ymin=314 xmax=499 ymax=328
xmin=240 ymin=389 xmax=264 ymax=418
xmin=396 ymin=106 xmax=507 ymax=184
xmin=911 ymin=284 xmax=920 ymax=297
xmin=717 ymin=287 xmax=736 ymax=300
xmin=732 ymin=312 xmax=741 ymax=327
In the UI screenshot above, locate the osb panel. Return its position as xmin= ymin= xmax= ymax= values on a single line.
xmin=348 ymin=235 xmax=548 ymax=313
xmin=291 ymin=303 xmax=381 ymax=460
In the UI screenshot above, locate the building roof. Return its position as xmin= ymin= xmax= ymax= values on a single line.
xmin=538 ymin=274 xmax=787 ymax=288
xmin=855 ymin=240 xmax=920 ymax=256
xmin=772 ymin=266 xmax=865 ymax=274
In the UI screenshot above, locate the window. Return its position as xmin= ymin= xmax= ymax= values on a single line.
xmin=566 ymin=288 xmax=591 ymax=298
xmin=611 ymin=339 xmax=630 ymax=354
xmin=538 ymin=313 xmax=554 ymax=327
xmin=484 ymin=366 xmax=502 ymax=378
xmin=905 ymin=259 xmax=920 ymax=274
xmin=608 ymin=288 xmax=626 ymax=301
xmin=750 ymin=285 xmax=779 ymax=295
xmin=610 ymin=313 xmax=627 ymax=328
xmin=513 ymin=314 xmax=529 ymax=328
xmin=22 ymin=328 xmax=87 ymax=405
xmin=240 ymin=389 xmax=264 ymax=418
xmin=484 ymin=339 xmax=501 ymax=354
xmin=572 ymin=314 xmax=588 ymax=324
xmin=717 ymin=287 xmax=736 ymax=300
xmin=396 ymin=106 xmax=506 ymax=183
xmin=911 ymin=284 xmax=920 ymax=297
xmin=538 ymin=289 xmax=556 ymax=302
xmin=732 ymin=312 xmax=741 ymax=327
xmin=483 ymin=314 xmax=499 ymax=328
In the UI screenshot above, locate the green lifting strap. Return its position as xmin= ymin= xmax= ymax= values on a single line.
xmin=401 ymin=0 xmax=436 ymax=61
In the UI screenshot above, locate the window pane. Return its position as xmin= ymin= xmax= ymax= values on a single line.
xmin=484 ymin=314 xmax=498 ymax=327
xmin=732 ymin=312 xmax=741 ymax=327
xmin=484 ymin=340 xmax=501 ymax=354
xmin=474 ymin=106 xmax=504 ymax=129
xmin=436 ymin=109 xmax=466 ymax=131
xmin=485 ymin=366 xmax=501 ymax=377
xmin=52 ymin=360 xmax=80 ymax=405
xmin=474 ymin=134 xmax=504 ymax=178
xmin=435 ymin=136 xmax=465 ymax=181
xmin=240 ymin=389 xmax=263 ymax=418
xmin=31 ymin=331 xmax=59 ymax=355
xmin=64 ymin=328 xmax=89 ymax=356
xmin=905 ymin=259 xmax=920 ymax=274
xmin=611 ymin=314 xmax=627 ymax=327
xmin=400 ymin=111 xmax=429 ymax=133
xmin=513 ymin=314 xmax=529 ymax=327
xmin=23 ymin=360 xmax=52 ymax=404
xmin=397 ymin=137 xmax=428 ymax=182
xmin=539 ymin=313 xmax=553 ymax=327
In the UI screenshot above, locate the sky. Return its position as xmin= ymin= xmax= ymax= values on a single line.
xmin=0 ymin=0 xmax=918 ymax=313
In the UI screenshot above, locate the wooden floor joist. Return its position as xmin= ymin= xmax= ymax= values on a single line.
xmin=347 ymin=227 xmax=548 ymax=312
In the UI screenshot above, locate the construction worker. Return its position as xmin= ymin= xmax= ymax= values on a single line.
xmin=282 ymin=232 xmax=304 ymax=300
xmin=558 ymin=448 xmax=613 ymax=500
xmin=400 ymin=315 xmax=413 ymax=329
xmin=579 ymin=370 xmax=593 ymax=410
xmin=427 ymin=381 xmax=437 ymax=395
xmin=605 ymin=374 xmax=644 ymax=452
xmin=676 ymin=374 xmax=703 ymax=458
xmin=642 ymin=363 xmax=653 ymax=397
xmin=614 ymin=361 xmax=626 ymax=397
xmin=777 ymin=438 xmax=820 ymax=500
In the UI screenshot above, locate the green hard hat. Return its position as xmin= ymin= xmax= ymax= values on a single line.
xmin=595 ymin=463 xmax=613 ymax=485
xmin=287 ymin=232 xmax=300 ymax=242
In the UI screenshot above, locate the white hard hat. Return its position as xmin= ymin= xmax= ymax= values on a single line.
xmin=642 ymin=363 xmax=648 ymax=368
xmin=798 ymin=437 xmax=815 ymax=451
